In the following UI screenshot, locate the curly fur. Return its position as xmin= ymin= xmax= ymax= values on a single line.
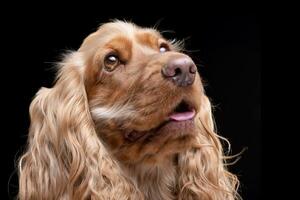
xmin=18 ymin=21 xmax=239 ymax=200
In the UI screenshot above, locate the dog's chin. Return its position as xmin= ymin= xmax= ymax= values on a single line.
xmin=155 ymin=119 xmax=196 ymax=137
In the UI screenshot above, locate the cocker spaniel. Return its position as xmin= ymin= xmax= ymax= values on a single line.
xmin=18 ymin=21 xmax=239 ymax=200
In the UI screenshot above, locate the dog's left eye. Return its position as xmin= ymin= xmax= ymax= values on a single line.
xmin=159 ymin=43 xmax=170 ymax=53
xmin=104 ymin=54 xmax=119 ymax=72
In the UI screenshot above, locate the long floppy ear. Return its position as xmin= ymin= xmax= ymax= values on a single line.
xmin=177 ymin=94 xmax=240 ymax=200
xmin=18 ymin=52 xmax=142 ymax=200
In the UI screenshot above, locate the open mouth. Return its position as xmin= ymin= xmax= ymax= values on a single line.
xmin=168 ymin=100 xmax=196 ymax=121
xmin=124 ymin=100 xmax=196 ymax=142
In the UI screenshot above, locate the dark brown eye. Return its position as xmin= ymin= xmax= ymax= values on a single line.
xmin=104 ymin=54 xmax=119 ymax=72
xmin=159 ymin=43 xmax=170 ymax=53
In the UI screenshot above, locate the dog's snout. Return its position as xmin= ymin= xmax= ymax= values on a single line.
xmin=162 ymin=56 xmax=197 ymax=87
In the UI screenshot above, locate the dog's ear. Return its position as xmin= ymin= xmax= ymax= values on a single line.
xmin=18 ymin=52 xmax=98 ymax=199
xmin=177 ymin=94 xmax=240 ymax=200
xmin=18 ymin=52 xmax=141 ymax=199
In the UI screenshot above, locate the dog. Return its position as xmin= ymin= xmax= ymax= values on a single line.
xmin=18 ymin=20 xmax=239 ymax=200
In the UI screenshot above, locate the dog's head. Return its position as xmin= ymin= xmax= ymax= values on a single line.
xmin=78 ymin=21 xmax=204 ymax=164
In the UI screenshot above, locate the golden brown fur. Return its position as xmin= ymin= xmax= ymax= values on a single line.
xmin=18 ymin=21 xmax=239 ymax=200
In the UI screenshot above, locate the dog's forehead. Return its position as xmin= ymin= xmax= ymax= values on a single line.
xmin=99 ymin=21 xmax=161 ymax=38
xmin=100 ymin=22 xmax=163 ymax=48
xmin=79 ymin=21 xmax=163 ymax=52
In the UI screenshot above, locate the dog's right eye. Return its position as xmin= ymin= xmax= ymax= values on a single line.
xmin=104 ymin=54 xmax=119 ymax=72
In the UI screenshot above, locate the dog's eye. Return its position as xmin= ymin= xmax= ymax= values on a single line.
xmin=104 ymin=54 xmax=119 ymax=72
xmin=159 ymin=43 xmax=170 ymax=53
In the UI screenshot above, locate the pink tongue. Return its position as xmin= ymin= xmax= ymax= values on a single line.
xmin=169 ymin=109 xmax=195 ymax=121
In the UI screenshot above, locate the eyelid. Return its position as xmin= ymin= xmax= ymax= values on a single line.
xmin=106 ymin=49 xmax=118 ymax=57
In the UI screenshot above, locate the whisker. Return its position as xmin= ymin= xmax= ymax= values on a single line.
xmin=160 ymin=30 xmax=176 ymax=34
xmin=153 ymin=18 xmax=165 ymax=30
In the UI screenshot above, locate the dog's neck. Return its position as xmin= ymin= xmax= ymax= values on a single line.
xmin=122 ymin=155 xmax=178 ymax=200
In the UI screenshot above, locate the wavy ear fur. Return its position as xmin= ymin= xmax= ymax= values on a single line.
xmin=18 ymin=52 xmax=142 ymax=200
xmin=177 ymin=95 xmax=239 ymax=200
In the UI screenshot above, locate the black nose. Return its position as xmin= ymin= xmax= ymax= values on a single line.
xmin=162 ymin=56 xmax=197 ymax=87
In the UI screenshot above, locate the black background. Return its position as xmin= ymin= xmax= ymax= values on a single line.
xmin=2 ymin=7 xmax=260 ymax=200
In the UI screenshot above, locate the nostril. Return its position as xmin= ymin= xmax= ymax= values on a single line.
xmin=174 ymin=67 xmax=182 ymax=76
